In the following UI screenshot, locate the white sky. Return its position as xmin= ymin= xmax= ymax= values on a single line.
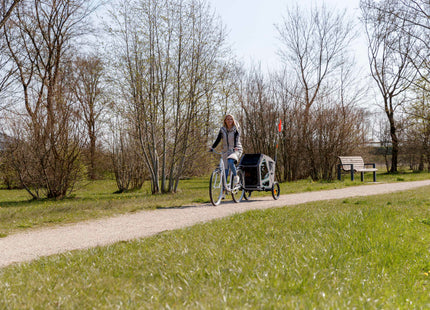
xmin=208 ymin=0 xmax=365 ymax=71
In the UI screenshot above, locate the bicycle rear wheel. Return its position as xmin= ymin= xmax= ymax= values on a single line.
xmin=244 ymin=190 xmax=252 ymax=200
xmin=231 ymin=169 xmax=245 ymax=203
xmin=209 ymin=169 xmax=223 ymax=206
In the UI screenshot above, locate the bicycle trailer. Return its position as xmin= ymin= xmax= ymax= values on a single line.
xmin=238 ymin=153 xmax=276 ymax=192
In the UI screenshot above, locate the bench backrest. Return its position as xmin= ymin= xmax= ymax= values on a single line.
xmin=338 ymin=156 xmax=365 ymax=171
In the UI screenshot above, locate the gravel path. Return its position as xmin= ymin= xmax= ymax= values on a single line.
xmin=1 ymin=180 xmax=430 ymax=268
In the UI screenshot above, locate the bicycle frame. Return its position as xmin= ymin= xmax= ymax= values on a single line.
xmin=212 ymin=150 xmax=234 ymax=192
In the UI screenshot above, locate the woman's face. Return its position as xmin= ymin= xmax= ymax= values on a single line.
xmin=225 ymin=116 xmax=234 ymax=128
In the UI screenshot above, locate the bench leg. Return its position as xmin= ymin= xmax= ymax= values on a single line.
xmin=337 ymin=165 xmax=341 ymax=181
xmin=373 ymin=171 xmax=376 ymax=182
xmin=361 ymin=172 xmax=364 ymax=182
xmin=350 ymin=169 xmax=354 ymax=181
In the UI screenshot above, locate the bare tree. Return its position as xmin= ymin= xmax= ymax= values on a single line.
xmin=361 ymin=0 xmax=419 ymax=172
xmin=167 ymin=0 xmax=228 ymax=192
xmin=403 ymin=79 xmax=430 ymax=171
xmin=216 ymin=63 xmax=242 ymax=117
xmin=108 ymin=0 xmax=228 ymax=194
xmin=109 ymin=115 xmax=146 ymax=192
xmin=239 ymin=67 xmax=279 ymax=157
xmin=276 ymin=4 xmax=358 ymax=179
xmin=72 ymin=55 xmax=106 ymax=180
xmin=0 ymin=1 xmax=20 ymax=113
xmin=238 ymin=57 xmax=367 ymax=182
xmin=0 ymin=37 xmax=15 ymax=113
xmin=0 ymin=0 xmax=21 ymax=29
xmin=361 ymin=0 xmax=430 ymax=85
xmin=272 ymin=72 xmax=304 ymax=181
xmin=3 ymin=0 xmax=93 ymax=199
xmin=311 ymin=97 xmax=368 ymax=179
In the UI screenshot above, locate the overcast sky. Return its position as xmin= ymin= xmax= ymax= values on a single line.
xmin=207 ymin=0 xmax=365 ymax=71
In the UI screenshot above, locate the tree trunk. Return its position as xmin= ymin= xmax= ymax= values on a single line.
xmin=387 ymin=98 xmax=398 ymax=173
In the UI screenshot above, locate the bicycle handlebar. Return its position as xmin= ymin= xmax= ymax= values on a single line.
xmin=210 ymin=149 xmax=239 ymax=156
xmin=209 ymin=149 xmax=222 ymax=155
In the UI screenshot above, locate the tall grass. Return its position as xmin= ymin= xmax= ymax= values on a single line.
xmin=1 ymin=186 xmax=430 ymax=308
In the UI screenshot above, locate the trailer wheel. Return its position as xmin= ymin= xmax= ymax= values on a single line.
xmin=271 ymin=182 xmax=280 ymax=200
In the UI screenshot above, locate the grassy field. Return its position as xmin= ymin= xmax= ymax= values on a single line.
xmin=1 ymin=171 xmax=430 ymax=237
xmin=1 ymin=185 xmax=430 ymax=308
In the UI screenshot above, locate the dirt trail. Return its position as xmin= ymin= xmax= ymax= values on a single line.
xmin=1 ymin=180 xmax=430 ymax=268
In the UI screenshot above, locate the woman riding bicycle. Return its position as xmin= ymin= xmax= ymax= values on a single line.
xmin=209 ymin=114 xmax=243 ymax=185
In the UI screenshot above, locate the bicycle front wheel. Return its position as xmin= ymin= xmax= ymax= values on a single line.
xmin=209 ymin=169 xmax=223 ymax=206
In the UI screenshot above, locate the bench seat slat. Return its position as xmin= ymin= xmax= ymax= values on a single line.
xmin=358 ymin=168 xmax=377 ymax=172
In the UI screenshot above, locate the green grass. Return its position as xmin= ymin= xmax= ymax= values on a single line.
xmin=0 ymin=178 xmax=209 ymax=236
xmin=1 ymin=186 xmax=430 ymax=308
xmin=1 ymin=171 xmax=430 ymax=238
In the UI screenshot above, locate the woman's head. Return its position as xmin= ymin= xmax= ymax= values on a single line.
xmin=223 ymin=114 xmax=237 ymax=129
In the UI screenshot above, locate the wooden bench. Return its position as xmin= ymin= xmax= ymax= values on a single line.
xmin=337 ymin=156 xmax=377 ymax=182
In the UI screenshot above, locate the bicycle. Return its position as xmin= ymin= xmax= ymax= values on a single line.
xmin=209 ymin=150 xmax=245 ymax=206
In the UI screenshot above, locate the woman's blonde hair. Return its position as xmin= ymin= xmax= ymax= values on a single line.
xmin=223 ymin=114 xmax=238 ymax=129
